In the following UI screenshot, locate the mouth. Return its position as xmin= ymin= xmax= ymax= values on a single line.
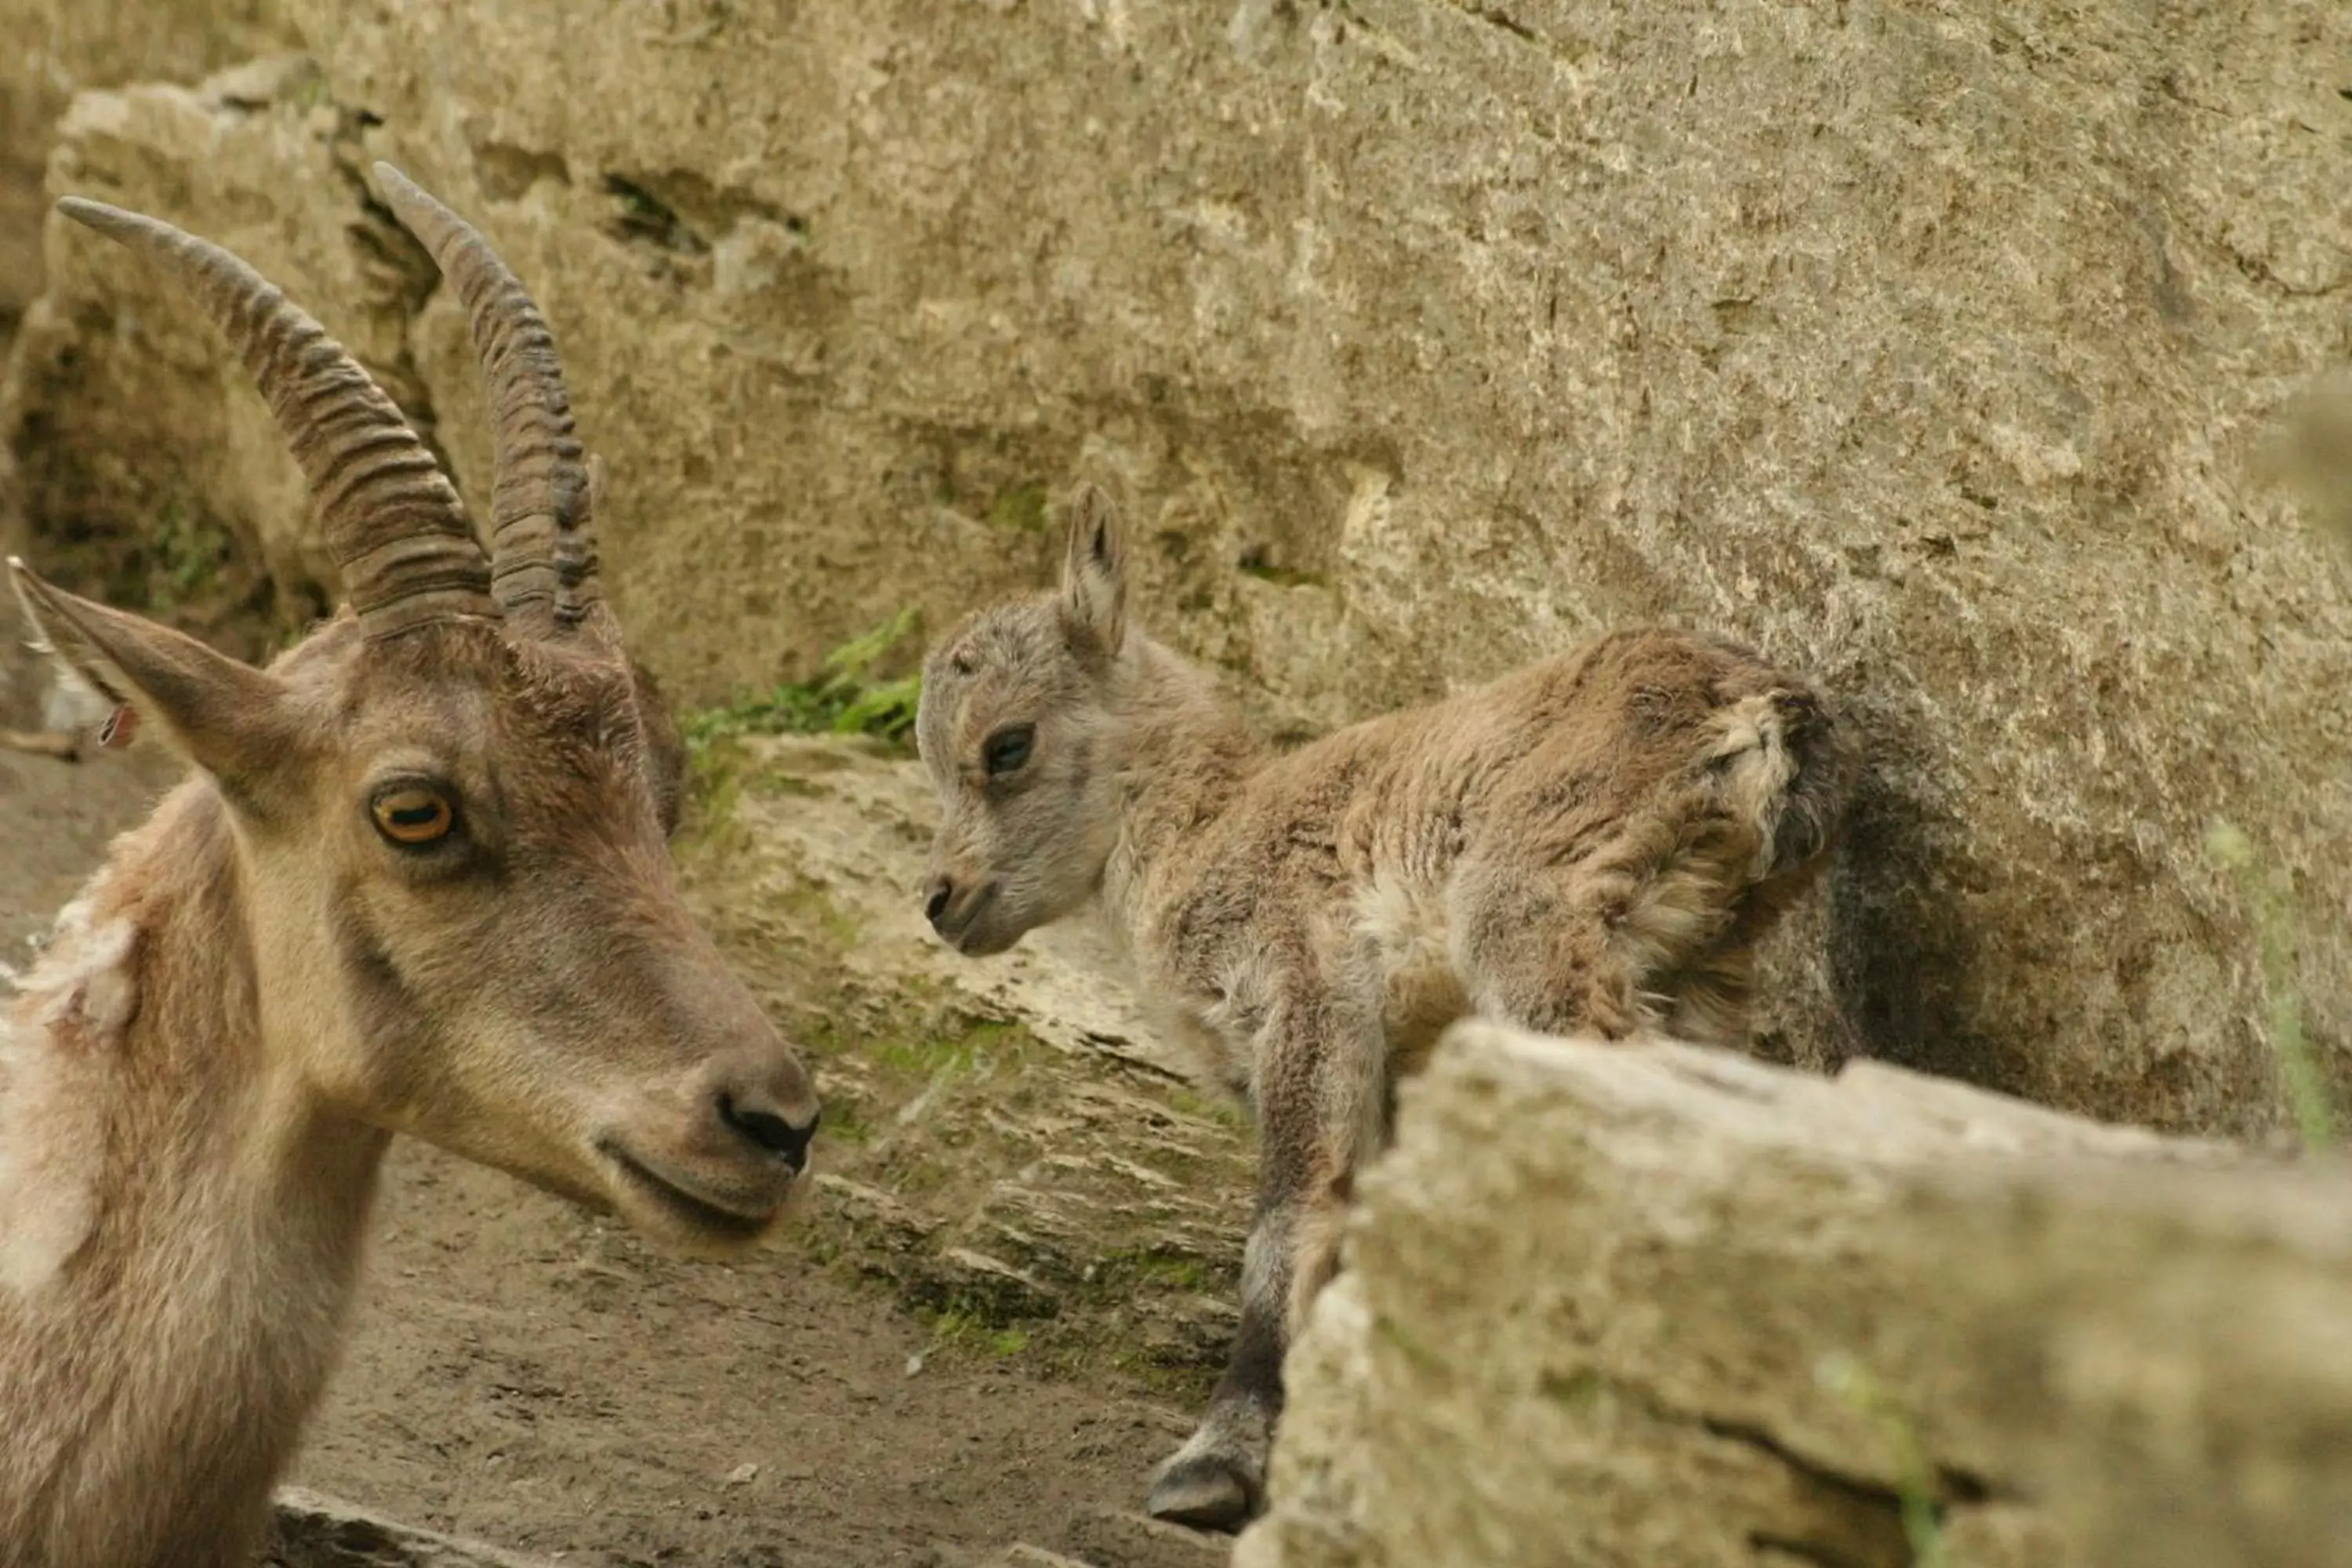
xmin=595 ymin=1139 xmax=782 ymax=1243
xmin=955 ymin=924 xmax=1022 ymax=957
xmin=945 ymin=882 xmax=1012 ymax=955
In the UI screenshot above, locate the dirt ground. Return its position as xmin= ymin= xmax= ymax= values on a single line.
xmin=296 ymin=1144 xmax=1212 ymax=1566
xmin=0 ymin=632 xmax=1227 ymax=1566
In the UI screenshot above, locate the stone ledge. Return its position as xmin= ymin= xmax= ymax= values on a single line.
xmin=267 ymin=1490 xmax=554 ymax=1568
xmin=1238 ymin=1023 xmax=2348 ymax=1568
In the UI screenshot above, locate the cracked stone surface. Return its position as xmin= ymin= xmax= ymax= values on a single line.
xmin=0 ymin=0 xmax=296 ymax=336
xmin=268 ymin=1488 xmax=1218 ymax=1568
xmin=679 ymin=734 xmax=1255 ymax=1386
xmin=3 ymin=2 xmax=2350 ymax=1137
xmin=269 ymin=1490 xmax=555 ymax=1568
xmin=1234 ymin=1022 xmax=2352 ymax=1568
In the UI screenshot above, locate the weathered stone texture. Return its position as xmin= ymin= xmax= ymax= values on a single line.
xmin=1236 ymin=1022 xmax=2352 ymax=1568
xmin=269 ymin=1487 xmax=554 ymax=1568
xmin=3 ymin=2 xmax=2350 ymax=1130
xmin=680 ymin=735 xmax=1255 ymax=1385
xmin=0 ymin=0 xmax=294 ymax=330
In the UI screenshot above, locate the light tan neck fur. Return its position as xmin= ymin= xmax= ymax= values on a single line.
xmin=0 ymin=782 xmax=391 ymax=1567
xmin=1095 ymin=636 xmax=1265 ymax=946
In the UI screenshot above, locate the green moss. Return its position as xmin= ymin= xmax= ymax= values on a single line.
xmin=2208 ymin=820 xmax=2337 ymax=1153
xmin=751 ymin=769 xmax=827 ymax=798
xmin=814 ymin=1091 xmax=874 ymax=1146
xmin=1098 ymin=1246 xmax=1216 ymax=1294
xmin=1168 ymin=1086 xmax=1250 ymax=1131
xmin=1539 ymin=1368 xmax=1606 ymax=1410
xmin=1236 ymin=558 xmax=1327 ymax=590
xmin=872 ymin=1016 xmax=1040 ymax=1083
xmin=985 ymin=481 xmax=1051 ymax=533
xmin=762 ymin=876 xmax=861 ymax=949
xmin=681 ymin=737 xmax=752 ymax=856
xmin=684 ymin=608 xmax=923 ymax=758
xmin=1372 ymin=1311 xmax=1446 ymax=1376
xmin=1235 ymin=542 xmax=1328 ymax=590
xmin=1817 ymin=1353 xmax=1948 ymax=1568
xmin=143 ymin=499 xmax=236 ymax=614
xmin=918 ymin=1307 xmax=1034 ymax=1359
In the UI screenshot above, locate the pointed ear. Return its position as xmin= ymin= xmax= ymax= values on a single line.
xmin=9 ymin=557 xmax=303 ymax=800
xmin=627 ymin=655 xmax=688 ymax=839
xmin=1058 ymin=483 xmax=1128 ymax=658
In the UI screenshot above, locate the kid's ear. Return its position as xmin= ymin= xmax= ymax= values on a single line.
xmin=10 ymin=557 xmax=304 ymax=803
xmin=1058 ymin=482 xmax=1127 ymax=659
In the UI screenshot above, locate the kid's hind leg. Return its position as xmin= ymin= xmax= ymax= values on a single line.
xmin=1657 ymin=937 xmax=1756 ymax=1049
xmin=1147 ymin=982 xmax=1386 ymax=1532
xmin=1452 ymin=814 xmax=1758 ymax=1039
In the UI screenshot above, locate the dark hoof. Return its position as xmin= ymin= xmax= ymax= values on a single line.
xmin=1145 ymin=1452 xmax=1258 ymax=1534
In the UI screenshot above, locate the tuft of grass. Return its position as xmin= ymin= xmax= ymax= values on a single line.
xmin=921 ymin=1308 xmax=1032 ymax=1359
xmin=684 ymin=608 xmax=923 ymax=757
xmin=1817 ymin=1353 xmax=1947 ymax=1568
xmin=2207 ymin=819 xmax=2336 ymax=1153
xmin=872 ymin=1016 xmax=1036 ymax=1083
xmin=1167 ymin=1085 xmax=1251 ymax=1131
xmin=1098 ymin=1245 xmax=1216 ymax=1294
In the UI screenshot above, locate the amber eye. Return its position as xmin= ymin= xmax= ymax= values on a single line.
xmin=370 ymin=785 xmax=456 ymax=847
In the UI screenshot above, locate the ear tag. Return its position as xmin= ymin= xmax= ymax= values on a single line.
xmin=96 ymin=704 xmax=139 ymax=750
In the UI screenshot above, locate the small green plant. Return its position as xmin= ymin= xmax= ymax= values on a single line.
xmin=1098 ymin=1245 xmax=1215 ymax=1294
xmin=1167 ymin=1084 xmax=1250 ymax=1131
xmin=684 ymin=608 xmax=923 ymax=756
xmin=1816 ymin=1353 xmax=1947 ymax=1568
xmin=919 ymin=1307 xmax=1032 ymax=1359
xmin=144 ymin=500 xmax=234 ymax=614
xmin=2207 ymin=819 xmax=2336 ymax=1152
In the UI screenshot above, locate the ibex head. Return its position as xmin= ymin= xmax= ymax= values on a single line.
xmin=915 ymin=485 xmax=1132 ymax=956
xmin=7 ymin=166 xmax=817 ymax=1250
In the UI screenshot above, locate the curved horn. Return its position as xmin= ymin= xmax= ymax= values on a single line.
xmin=56 ymin=197 xmax=495 ymax=635
xmin=369 ymin=162 xmax=608 ymax=644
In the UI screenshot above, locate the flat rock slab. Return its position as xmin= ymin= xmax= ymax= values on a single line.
xmin=268 ymin=1490 xmax=554 ymax=1568
xmin=1238 ymin=1022 xmax=2349 ymax=1568
xmin=679 ymin=735 xmax=1256 ymax=1388
xmin=270 ymin=1492 xmax=1228 ymax=1568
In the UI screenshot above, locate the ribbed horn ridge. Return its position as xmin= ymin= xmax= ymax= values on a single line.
xmin=56 ymin=197 xmax=495 ymax=635
xmin=369 ymin=162 xmax=607 ymax=644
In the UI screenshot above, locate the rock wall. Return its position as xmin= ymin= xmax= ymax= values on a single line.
xmin=1236 ymin=1022 xmax=2352 ymax=1568
xmin=0 ymin=0 xmax=293 ymax=332
xmin=682 ymin=734 xmax=1257 ymax=1386
xmin=2 ymin=0 xmax=2350 ymax=1131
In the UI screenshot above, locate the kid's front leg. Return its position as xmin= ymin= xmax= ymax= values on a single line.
xmin=1148 ymin=991 xmax=1382 ymax=1531
xmin=1145 ymin=1194 xmax=1297 ymax=1529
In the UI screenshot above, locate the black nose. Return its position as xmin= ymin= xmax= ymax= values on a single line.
xmin=720 ymin=1095 xmax=818 ymax=1174
xmin=924 ymin=876 xmax=955 ymax=932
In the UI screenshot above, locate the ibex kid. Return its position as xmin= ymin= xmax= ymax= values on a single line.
xmin=913 ymin=485 xmax=1854 ymax=1530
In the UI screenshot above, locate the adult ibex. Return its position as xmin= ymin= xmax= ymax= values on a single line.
xmin=914 ymin=485 xmax=1855 ymax=1530
xmin=0 ymin=167 xmax=818 ymax=1566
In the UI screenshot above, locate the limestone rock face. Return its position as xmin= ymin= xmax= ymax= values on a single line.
xmin=2 ymin=56 xmax=426 ymax=650
xmin=2 ymin=1 xmax=2350 ymax=1129
xmin=679 ymin=735 xmax=1256 ymax=1387
xmin=1236 ymin=1022 xmax=2352 ymax=1568
xmin=0 ymin=0 xmax=295 ymax=331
